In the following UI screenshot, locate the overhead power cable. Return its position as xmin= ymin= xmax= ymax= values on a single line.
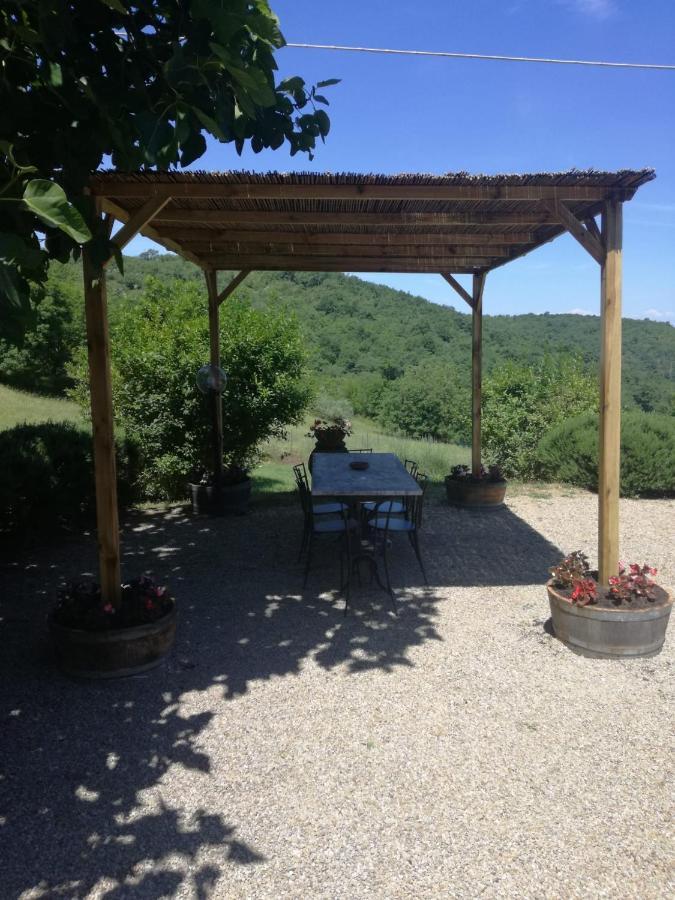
xmin=286 ymin=42 xmax=675 ymax=72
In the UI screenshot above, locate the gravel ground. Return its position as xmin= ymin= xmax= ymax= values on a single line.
xmin=0 ymin=489 xmax=673 ymax=899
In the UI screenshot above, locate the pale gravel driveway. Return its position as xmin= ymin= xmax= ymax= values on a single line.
xmin=0 ymin=488 xmax=672 ymax=899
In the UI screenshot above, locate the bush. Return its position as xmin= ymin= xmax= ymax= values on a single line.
xmin=70 ymin=277 xmax=312 ymax=500
xmin=482 ymin=358 xmax=598 ymax=479
xmin=0 ymin=422 xmax=137 ymax=534
xmin=377 ymin=361 xmax=470 ymax=443
xmin=536 ymin=411 xmax=675 ymax=497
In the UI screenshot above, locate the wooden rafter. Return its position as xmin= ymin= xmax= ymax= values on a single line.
xmin=182 ymin=243 xmax=511 ymax=260
xmin=441 ymin=273 xmax=475 ymax=309
xmin=584 ymin=215 xmax=602 ymax=242
xmin=544 ymin=199 xmax=606 ymax=265
xmin=92 ymin=182 xmax=633 ymax=201
xmin=199 ymin=256 xmax=499 ymax=272
xmin=160 ymin=229 xmax=533 ymax=246
xmin=152 ymin=210 xmax=557 ymax=227
xmin=216 ymin=269 xmax=251 ymax=306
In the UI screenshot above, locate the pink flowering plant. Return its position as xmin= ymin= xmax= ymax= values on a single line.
xmin=608 ymin=563 xmax=658 ymax=603
xmin=449 ymin=463 xmax=505 ymax=483
xmin=550 ymin=551 xmax=660 ymax=607
xmin=307 ymin=417 xmax=353 ymax=439
xmin=54 ymin=576 xmax=173 ymax=631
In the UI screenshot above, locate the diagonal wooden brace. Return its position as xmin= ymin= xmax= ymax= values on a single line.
xmin=441 ymin=272 xmax=475 ymax=309
xmin=544 ymin=199 xmax=606 ymax=265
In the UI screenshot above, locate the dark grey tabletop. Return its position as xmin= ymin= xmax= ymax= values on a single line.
xmin=311 ymin=452 xmax=421 ymax=498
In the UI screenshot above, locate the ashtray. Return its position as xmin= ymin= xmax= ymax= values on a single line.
xmin=350 ymin=460 xmax=369 ymax=470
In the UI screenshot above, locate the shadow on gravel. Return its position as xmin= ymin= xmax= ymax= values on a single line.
xmin=0 ymin=499 xmax=561 ymax=896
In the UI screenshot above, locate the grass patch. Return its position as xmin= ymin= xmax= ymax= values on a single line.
xmin=261 ymin=416 xmax=468 ymax=487
xmin=0 ymin=384 xmax=82 ymax=431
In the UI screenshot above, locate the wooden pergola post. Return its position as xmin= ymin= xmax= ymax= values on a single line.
xmin=598 ymin=199 xmax=623 ymax=583
xmin=83 ymin=245 xmax=121 ymax=605
xmin=471 ymin=274 xmax=486 ymax=475
xmin=204 ymin=270 xmax=224 ymax=492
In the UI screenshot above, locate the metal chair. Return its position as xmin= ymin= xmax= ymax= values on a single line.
xmin=295 ymin=470 xmax=358 ymax=606
xmin=362 ymin=458 xmax=419 ymax=517
xmin=293 ymin=463 xmax=348 ymax=517
xmin=368 ymin=472 xmax=429 ymax=601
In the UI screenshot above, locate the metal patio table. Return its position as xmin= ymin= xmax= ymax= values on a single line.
xmin=311 ymin=452 xmax=421 ymax=606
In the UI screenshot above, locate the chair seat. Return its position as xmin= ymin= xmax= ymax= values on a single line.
xmin=313 ymin=501 xmax=348 ymax=515
xmin=370 ymin=517 xmax=416 ymax=533
xmin=362 ymin=499 xmax=405 ymax=514
xmin=312 ymin=516 xmax=359 ymax=534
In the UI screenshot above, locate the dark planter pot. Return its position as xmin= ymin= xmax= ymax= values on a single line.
xmin=308 ymin=441 xmax=348 ymax=472
xmin=190 ymin=477 xmax=251 ymax=516
xmin=445 ymin=477 xmax=507 ymax=509
xmin=547 ymin=580 xmax=672 ymax=658
xmin=50 ymin=601 xmax=177 ymax=678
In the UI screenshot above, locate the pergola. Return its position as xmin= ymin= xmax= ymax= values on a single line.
xmin=87 ymin=168 xmax=654 ymax=604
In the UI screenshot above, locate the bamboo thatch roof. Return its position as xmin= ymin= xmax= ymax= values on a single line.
xmin=90 ymin=169 xmax=655 ymax=273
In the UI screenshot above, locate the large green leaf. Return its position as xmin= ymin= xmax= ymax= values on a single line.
xmin=22 ymin=180 xmax=92 ymax=243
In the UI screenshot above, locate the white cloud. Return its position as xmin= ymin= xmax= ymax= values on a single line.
xmin=644 ymin=308 xmax=675 ymax=324
xmin=559 ymin=0 xmax=616 ymax=19
xmin=568 ymin=307 xmax=593 ymax=315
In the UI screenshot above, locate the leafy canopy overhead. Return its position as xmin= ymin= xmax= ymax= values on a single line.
xmin=0 ymin=0 xmax=338 ymax=329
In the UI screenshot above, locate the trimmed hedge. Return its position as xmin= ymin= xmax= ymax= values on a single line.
xmin=536 ymin=411 xmax=675 ymax=497
xmin=0 ymin=422 xmax=138 ymax=534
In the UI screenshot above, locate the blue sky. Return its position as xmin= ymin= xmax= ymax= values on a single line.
xmin=126 ymin=0 xmax=675 ymax=323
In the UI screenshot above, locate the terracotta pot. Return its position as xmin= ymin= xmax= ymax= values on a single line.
xmin=547 ymin=580 xmax=672 ymax=658
xmin=444 ymin=477 xmax=507 ymax=509
xmin=50 ymin=601 xmax=177 ymax=678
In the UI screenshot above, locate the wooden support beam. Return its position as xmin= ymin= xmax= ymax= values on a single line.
xmin=205 ymin=270 xmax=224 ymax=492
xmin=217 ymin=269 xmax=251 ymax=306
xmin=441 ymin=273 xmax=474 ymax=309
xmin=544 ymin=199 xmax=606 ymax=265
xmin=182 ymin=242 xmax=511 ymax=260
xmin=154 ymin=209 xmax=556 ymax=227
xmin=198 ymin=259 xmax=483 ymax=274
xmin=99 ymin=197 xmax=205 ymax=269
xmin=91 ymin=181 xmax=631 ymax=201
xmin=472 ymin=273 xmax=486 ymax=475
xmin=198 ymin=255 xmax=499 ymax=271
xmin=598 ymin=200 xmax=623 ymax=584
xmin=160 ymin=228 xmax=533 ymax=246
xmin=83 ymin=247 xmax=121 ymax=607
xmin=107 ymin=196 xmax=171 ymax=259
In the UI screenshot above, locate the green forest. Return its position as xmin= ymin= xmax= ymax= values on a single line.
xmin=1 ymin=251 xmax=673 ymax=513
xmin=6 ymin=249 xmax=672 ymax=423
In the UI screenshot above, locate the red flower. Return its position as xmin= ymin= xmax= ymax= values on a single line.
xmin=103 ymin=603 xmax=115 ymax=614
xmin=145 ymin=598 xmax=155 ymax=611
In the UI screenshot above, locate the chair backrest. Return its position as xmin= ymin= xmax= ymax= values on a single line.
xmin=293 ymin=463 xmax=312 ymax=523
xmin=350 ymin=448 xmax=373 ymax=453
xmin=404 ymin=459 xmax=419 ymax=479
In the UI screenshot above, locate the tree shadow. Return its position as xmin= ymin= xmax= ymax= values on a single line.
xmin=0 ymin=498 xmax=561 ymax=896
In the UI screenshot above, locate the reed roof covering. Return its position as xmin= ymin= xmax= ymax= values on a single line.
xmin=90 ymin=169 xmax=655 ymax=273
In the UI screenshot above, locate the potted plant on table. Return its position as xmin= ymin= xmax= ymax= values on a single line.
xmin=445 ymin=463 xmax=507 ymax=509
xmin=547 ymin=551 xmax=672 ymax=658
xmin=50 ymin=576 xmax=176 ymax=678
xmin=307 ymin=417 xmax=352 ymax=470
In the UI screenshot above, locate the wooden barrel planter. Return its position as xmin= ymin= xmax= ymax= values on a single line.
xmin=50 ymin=601 xmax=177 ymax=678
xmin=547 ymin=580 xmax=672 ymax=658
xmin=445 ymin=477 xmax=507 ymax=509
xmin=190 ymin=477 xmax=251 ymax=515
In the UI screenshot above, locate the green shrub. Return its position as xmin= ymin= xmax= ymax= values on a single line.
xmin=0 ymin=422 xmax=137 ymax=534
xmin=536 ymin=411 xmax=675 ymax=497
xmin=69 ymin=277 xmax=312 ymax=500
xmin=481 ymin=358 xmax=598 ymax=479
xmin=377 ymin=360 xmax=470 ymax=443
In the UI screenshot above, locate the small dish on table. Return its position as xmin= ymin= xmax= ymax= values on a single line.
xmin=349 ymin=460 xmax=369 ymax=471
